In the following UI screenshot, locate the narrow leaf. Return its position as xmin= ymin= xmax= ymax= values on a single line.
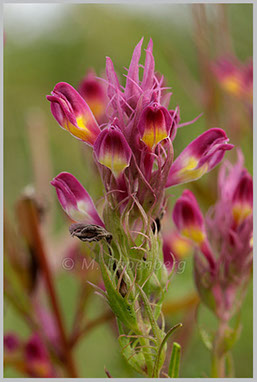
xmin=168 ymin=342 xmax=181 ymax=378
xmin=152 ymin=323 xmax=182 ymax=377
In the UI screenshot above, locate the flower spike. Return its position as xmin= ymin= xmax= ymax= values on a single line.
xmin=166 ymin=128 xmax=234 ymax=187
xmin=51 ymin=172 xmax=104 ymax=226
xmin=94 ymin=125 xmax=132 ymax=178
xmin=47 ymin=82 xmax=101 ymax=145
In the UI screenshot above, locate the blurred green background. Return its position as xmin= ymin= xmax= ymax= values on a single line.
xmin=4 ymin=3 xmax=253 ymax=378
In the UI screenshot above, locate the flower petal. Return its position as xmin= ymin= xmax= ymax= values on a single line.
xmin=47 ymin=82 xmax=101 ymax=145
xmin=51 ymin=172 xmax=104 ymax=226
xmin=78 ymin=70 xmax=107 ymax=124
xmin=173 ymin=190 xmax=205 ymax=244
xmin=138 ymin=103 xmax=172 ymax=150
xmin=94 ymin=125 xmax=132 ymax=178
xmin=166 ymin=128 xmax=234 ymax=187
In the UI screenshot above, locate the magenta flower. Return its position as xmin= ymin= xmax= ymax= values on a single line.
xmin=94 ymin=124 xmax=132 ymax=178
xmin=162 ymin=230 xmax=192 ymax=272
xmin=51 ymin=172 xmax=104 ymax=226
xmin=24 ymin=334 xmax=55 ymax=377
xmin=173 ymin=190 xmax=206 ymax=244
xmin=48 ymin=39 xmax=234 ymax=229
xmin=78 ymin=70 xmax=108 ymax=124
xmin=166 ymin=128 xmax=234 ymax=187
xmin=173 ymin=190 xmax=216 ymax=270
xmin=4 ymin=333 xmax=20 ymax=353
xmin=47 ymin=82 xmax=101 ymax=145
xmin=138 ymin=102 xmax=172 ymax=151
xmin=231 ymin=170 xmax=253 ymax=226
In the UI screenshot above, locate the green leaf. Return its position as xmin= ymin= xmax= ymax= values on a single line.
xmin=168 ymin=342 xmax=181 ymax=378
xmin=137 ymin=284 xmax=163 ymax=343
xmin=153 ymin=323 xmax=182 ymax=378
xmin=117 ymin=320 xmax=147 ymax=376
xmin=99 ymin=251 xmax=138 ymax=331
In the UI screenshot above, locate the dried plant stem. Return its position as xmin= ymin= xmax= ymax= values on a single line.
xmin=18 ymin=198 xmax=78 ymax=378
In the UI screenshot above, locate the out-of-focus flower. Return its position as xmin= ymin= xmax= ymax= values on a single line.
xmin=46 ymin=82 xmax=101 ymax=145
xmin=4 ymin=333 xmax=20 ymax=353
xmin=51 ymin=172 xmax=104 ymax=226
xmin=78 ymin=70 xmax=108 ymax=125
xmin=24 ymin=334 xmax=55 ymax=377
xmin=173 ymin=150 xmax=253 ymax=321
xmin=212 ymin=57 xmax=253 ymax=101
xmin=173 ymin=190 xmax=216 ymax=270
xmin=173 ymin=190 xmax=205 ymax=244
xmin=162 ymin=230 xmax=192 ymax=272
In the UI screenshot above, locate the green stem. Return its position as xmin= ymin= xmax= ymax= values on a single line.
xmin=211 ymin=319 xmax=227 ymax=378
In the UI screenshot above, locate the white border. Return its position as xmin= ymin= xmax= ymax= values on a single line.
xmin=1 ymin=1 xmax=255 ymax=381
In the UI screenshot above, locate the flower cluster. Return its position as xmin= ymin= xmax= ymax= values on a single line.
xmin=172 ymin=150 xmax=253 ymax=321
xmin=47 ymin=39 xmax=233 ymax=234
xmin=47 ymin=38 xmax=234 ymax=377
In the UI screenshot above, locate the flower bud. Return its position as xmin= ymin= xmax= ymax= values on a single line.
xmin=94 ymin=125 xmax=132 ymax=178
xmin=51 ymin=172 xmax=104 ymax=226
xmin=166 ymin=128 xmax=234 ymax=187
xmin=47 ymin=82 xmax=100 ymax=145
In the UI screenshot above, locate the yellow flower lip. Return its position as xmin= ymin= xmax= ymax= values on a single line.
xmin=181 ymin=226 xmax=205 ymax=244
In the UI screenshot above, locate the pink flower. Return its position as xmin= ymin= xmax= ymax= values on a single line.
xmin=94 ymin=124 xmax=132 ymax=178
xmin=173 ymin=151 xmax=252 ymax=321
xmin=47 ymin=82 xmax=101 ymax=145
xmin=51 ymin=172 xmax=104 ymax=226
xmin=78 ymin=70 xmax=108 ymax=124
xmin=166 ymin=128 xmax=233 ymax=187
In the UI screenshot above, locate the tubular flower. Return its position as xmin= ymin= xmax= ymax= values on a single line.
xmin=162 ymin=230 xmax=192 ymax=272
xmin=47 ymin=82 xmax=101 ymax=145
xmin=231 ymin=171 xmax=253 ymax=226
xmin=173 ymin=152 xmax=253 ymax=321
xmin=213 ymin=57 xmax=253 ymax=101
xmin=173 ymin=190 xmax=205 ymax=244
xmin=166 ymin=128 xmax=233 ymax=187
xmin=51 ymin=172 xmax=104 ymax=226
xmin=78 ymin=70 xmax=108 ymax=124
xmin=173 ymin=190 xmax=215 ymax=270
xmin=138 ymin=102 xmax=172 ymax=151
xmin=94 ymin=124 xmax=132 ymax=178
